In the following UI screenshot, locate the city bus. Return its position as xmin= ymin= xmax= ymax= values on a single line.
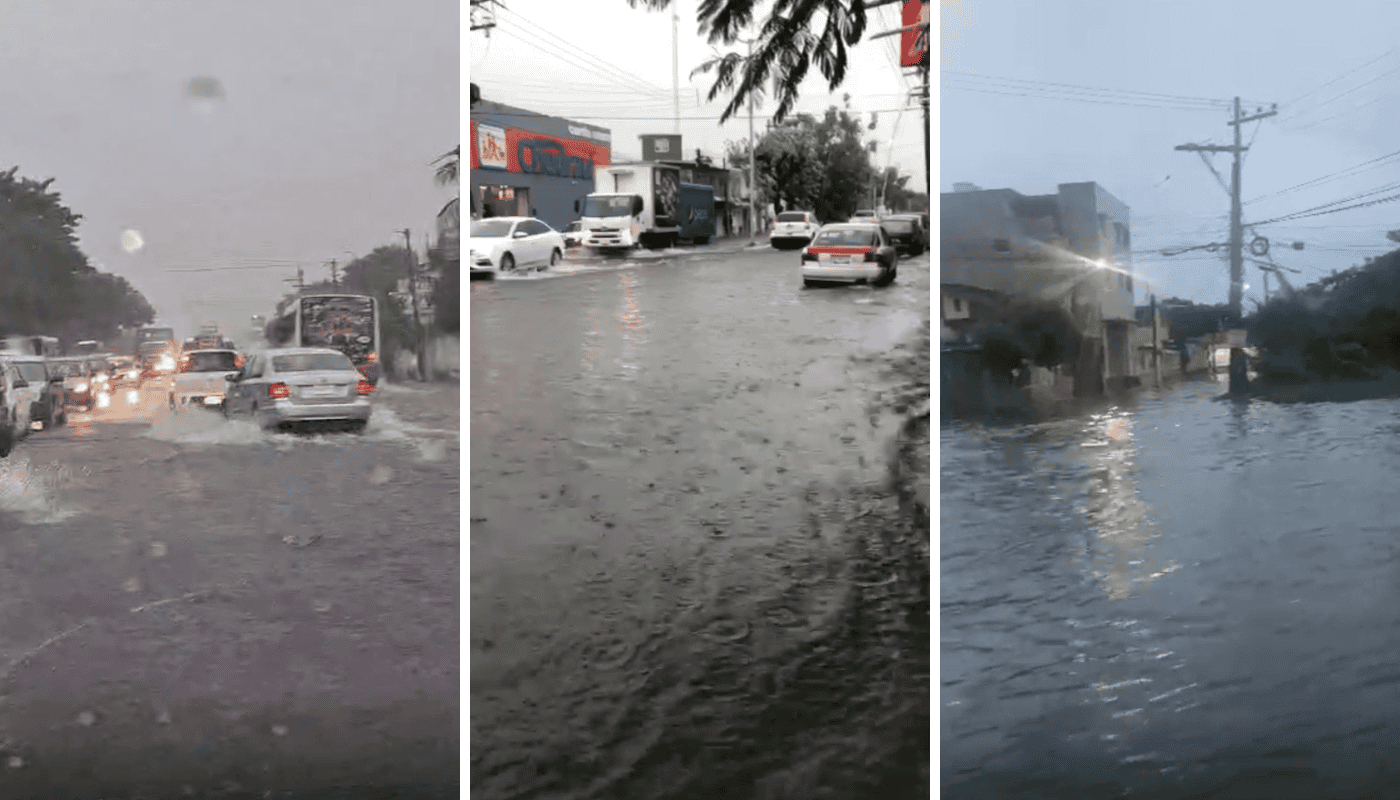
xmin=268 ymin=294 xmax=380 ymax=385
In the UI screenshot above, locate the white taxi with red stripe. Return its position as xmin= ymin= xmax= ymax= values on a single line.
xmin=799 ymin=223 xmax=898 ymax=288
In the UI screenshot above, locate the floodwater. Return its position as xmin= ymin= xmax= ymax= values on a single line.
xmin=471 ymin=247 xmax=930 ymax=798
xmin=943 ymin=376 xmax=1400 ymax=799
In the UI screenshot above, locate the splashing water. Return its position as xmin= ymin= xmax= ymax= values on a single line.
xmin=0 ymin=458 xmax=81 ymax=525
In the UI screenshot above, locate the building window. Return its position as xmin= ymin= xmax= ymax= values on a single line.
xmin=953 ymin=298 xmax=963 ymax=312
xmin=993 ymin=238 xmax=1011 ymax=252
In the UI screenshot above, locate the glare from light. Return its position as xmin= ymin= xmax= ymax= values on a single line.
xmin=96 ymin=392 xmax=111 ymax=409
xmin=121 ymin=229 xmax=144 ymax=253
xmin=126 ymin=390 xmax=140 ymax=405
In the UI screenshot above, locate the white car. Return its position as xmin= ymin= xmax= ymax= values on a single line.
xmin=771 ymin=211 xmax=821 ymax=250
xmin=800 ymin=223 xmax=898 ymax=288
xmin=0 ymin=356 xmax=37 ymax=449
xmin=224 ymin=347 xmax=373 ymax=433
xmin=563 ymin=220 xmax=585 ymax=248
xmin=469 ymin=217 xmax=566 ymax=277
xmin=169 ymin=349 xmax=241 ymax=411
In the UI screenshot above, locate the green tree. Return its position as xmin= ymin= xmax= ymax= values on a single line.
xmin=724 ymin=105 xmax=872 ymax=223
xmin=0 ymin=167 xmax=155 ymax=342
xmin=646 ymin=0 xmax=874 ymax=124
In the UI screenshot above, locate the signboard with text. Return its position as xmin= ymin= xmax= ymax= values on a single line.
xmin=470 ymin=120 xmax=612 ymax=180
xmin=640 ymin=134 xmax=682 ymax=162
xmin=901 ymin=0 xmax=929 ymax=67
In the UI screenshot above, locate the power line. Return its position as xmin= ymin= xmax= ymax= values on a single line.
xmin=494 ymin=4 xmax=672 ymax=100
xmin=942 ymin=80 xmax=1233 ymax=112
xmin=1278 ymin=62 xmax=1400 ymax=126
xmin=941 ymin=69 xmax=1231 ymax=106
xmin=1280 ymin=45 xmax=1400 ymax=110
xmin=476 ymin=107 xmax=914 ymax=121
xmin=1245 ymin=147 xmax=1400 ymax=205
xmin=494 ymin=27 xmax=667 ymax=101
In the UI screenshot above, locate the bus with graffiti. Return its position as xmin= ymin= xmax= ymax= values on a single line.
xmin=267 ymin=294 xmax=380 ymax=385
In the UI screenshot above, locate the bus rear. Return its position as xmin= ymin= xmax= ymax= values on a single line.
xmin=296 ymin=295 xmax=380 ymax=385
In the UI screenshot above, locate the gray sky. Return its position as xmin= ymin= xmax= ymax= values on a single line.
xmin=469 ymin=0 xmax=926 ymax=190
xmin=942 ymin=0 xmax=1400 ymax=307
xmin=0 ymin=0 xmax=458 ymax=342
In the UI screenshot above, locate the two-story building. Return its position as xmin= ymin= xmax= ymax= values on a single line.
xmin=941 ymin=181 xmax=1137 ymax=397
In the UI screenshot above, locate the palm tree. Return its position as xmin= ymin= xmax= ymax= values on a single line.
xmin=632 ymin=0 xmax=871 ymax=124
xmin=432 ymin=146 xmax=460 ymax=238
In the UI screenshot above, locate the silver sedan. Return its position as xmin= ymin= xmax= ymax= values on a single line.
xmin=223 ymin=347 xmax=373 ymax=432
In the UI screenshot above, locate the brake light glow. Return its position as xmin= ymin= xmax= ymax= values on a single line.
xmin=801 ymin=252 xmax=817 ymax=263
xmin=367 ymin=351 xmax=379 ymax=363
xmin=357 ymin=380 xmax=374 ymax=396
xmin=269 ymin=383 xmax=290 ymax=399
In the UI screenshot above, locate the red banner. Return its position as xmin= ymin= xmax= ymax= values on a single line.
xmin=901 ymin=0 xmax=929 ymax=68
xmin=469 ymin=120 xmax=611 ymax=180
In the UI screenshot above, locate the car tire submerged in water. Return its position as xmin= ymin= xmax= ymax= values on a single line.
xmin=500 ymin=253 xmax=515 ymax=273
xmin=548 ymin=249 xmax=560 ymax=268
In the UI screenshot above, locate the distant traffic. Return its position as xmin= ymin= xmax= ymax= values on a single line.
xmin=0 ymin=291 xmax=384 ymax=457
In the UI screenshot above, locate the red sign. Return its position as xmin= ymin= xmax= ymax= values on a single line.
xmin=470 ymin=121 xmax=612 ymax=179
xmin=901 ymin=0 xmax=929 ymax=68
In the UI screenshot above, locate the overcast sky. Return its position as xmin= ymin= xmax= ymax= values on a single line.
xmin=0 ymin=0 xmax=458 ymax=342
xmin=469 ymin=0 xmax=926 ymax=190
xmin=942 ymin=0 xmax=1400 ymax=308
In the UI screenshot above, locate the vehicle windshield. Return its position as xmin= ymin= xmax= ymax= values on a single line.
xmin=566 ymin=221 xmax=581 ymax=232
xmin=471 ymin=219 xmax=515 ymax=237
xmin=581 ymin=195 xmax=637 ymax=217
xmin=50 ymin=360 xmax=86 ymax=378
xmin=813 ymin=228 xmax=878 ymax=247
xmin=182 ymin=351 xmax=239 ymax=372
xmin=16 ymin=362 xmax=47 ymax=383
xmin=776 ymin=212 xmax=809 ymax=223
xmin=883 ymin=220 xmax=915 ymax=233
xmin=272 ymin=353 xmax=356 ymax=373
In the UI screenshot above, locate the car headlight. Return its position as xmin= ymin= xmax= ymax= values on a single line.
xmin=76 ymin=383 xmax=87 ymax=392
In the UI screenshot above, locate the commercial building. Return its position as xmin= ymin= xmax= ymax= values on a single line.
xmin=469 ymin=97 xmax=612 ymax=232
xmin=941 ymin=181 xmax=1136 ymax=398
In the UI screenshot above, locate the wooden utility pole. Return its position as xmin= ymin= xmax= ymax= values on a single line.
xmin=1175 ymin=96 xmax=1276 ymax=394
xmin=1150 ymin=293 xmax=1161 ymax=387
xmin=400 ymin=228 xmax=426 ymax=381
xmin=329 ymin=259 xmax=338 ymax=288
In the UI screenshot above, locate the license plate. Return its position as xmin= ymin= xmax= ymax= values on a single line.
xmin=831 ymin=256 xmax=851 ymax=264
xmin=303 ymin=386 xmax=340 ymax=398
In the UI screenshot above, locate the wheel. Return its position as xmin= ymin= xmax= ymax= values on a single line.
xmin=168 ymin=394 xmax=176 ymax=411
xmin=548 ymin=249 xmax=560 ymax=268
xmin=695 ymin=235 xmax=710 ymax=245
xmin=500 ymin=253 xmax=515 ymax=273
xmin=347 ymin=420 xmax=367 ymax=435
xmin=804 ymin=279 xmax=818 ymax=288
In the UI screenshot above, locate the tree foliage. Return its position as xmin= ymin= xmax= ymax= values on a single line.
xmin=651 ymin=0 xmax=872 ymax=124
xmin=0 ymin=167 xmax=155 ymax=345
xmin=433 ymin=146 xmax=460 ymax=238
xmin=724 ymin=105 xmax=873 ymax=222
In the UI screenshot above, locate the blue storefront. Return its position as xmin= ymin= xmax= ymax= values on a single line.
xmin=469 ymin=98 xmax=612 ymax=233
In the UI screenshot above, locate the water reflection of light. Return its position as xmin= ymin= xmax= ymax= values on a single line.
xmin=616 ymin=271 xmax=646 ymax=377
xmin=1076 ymin=411 xmax=1179 ymax=601
xmin=580 ymin=304 xmax=603 ymax=380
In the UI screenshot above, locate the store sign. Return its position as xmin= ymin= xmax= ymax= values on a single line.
xmin=900 ymin=0 xmax=929 ymax=67
xmin=477 ymin=123 xmax=508 ymax=170
xmin=470 ymin=120 xmax=612 ymax=179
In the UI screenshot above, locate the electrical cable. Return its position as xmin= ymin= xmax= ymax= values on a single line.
xmin=1279 ymin=44 xmax=1400 ymax=111
xmin=940 ymin=69 xmax=1230 ymax=106
xmin=1245 ymin=147 xmax=1400 ymax=205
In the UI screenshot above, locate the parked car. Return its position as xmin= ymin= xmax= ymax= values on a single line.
xmin=170 ymin=349 xmax=241 ymax=411
xmin=799 ymin=223 xmax=898 ymax=288
xmin=0 ymin=357 xmax=53 ymax=431
xmin=881 ymin=214 xmax=926 ymax=256
xmin=224 ymin=347 xmax=374 ymax=433
xmin=0 ymin=358 xmax=34 ymax=453
xmin=770 ymin=211 xmax=821 ymax=250
xmin=469 ymin=216 xmax=566 ymax=277
xmin=563 ymin=220 xmax=586 ymax=248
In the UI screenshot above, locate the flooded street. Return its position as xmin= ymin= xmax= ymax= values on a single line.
xmin=471 ymin=246 xmax=930 ymax=798
xmin=0 ymin=381 xmax=459 ymax=798
xmin=943 ymin=378 xmax=1400 ymax=799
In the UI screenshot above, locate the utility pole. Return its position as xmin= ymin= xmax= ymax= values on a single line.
xmin=1150 ymin=292 xmax=1161 ymax=387
xmin=1174 ymin=96 xmax=1276 ymax=394
xmin=672 ymin=6 xmax=680 ymax=135
xmin=329 ymin=259 xmax=338 ymax=288
xmin=400 ymin=228 xmax=426 ymax=382
xmin=747 ymin=36 xmax=757 ymax=246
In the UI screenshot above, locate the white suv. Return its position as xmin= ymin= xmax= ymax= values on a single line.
xmin=771 ymin=211 xmax=821 ymax=250
xmin=0 ymin=357 xmax=36 ymax=453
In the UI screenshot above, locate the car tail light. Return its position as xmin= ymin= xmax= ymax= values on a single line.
xmin=269 ymin=383 xmax=290 ymax=399
xmin=367 ymin=351 xmax=379 ymax=363
xmin=357 ymin=380 xmax=374 ymax=396
xmin=801 ymin=252 xmax=817 ymax=263
xmin=864 ymin=251 xmax=879 ymax=262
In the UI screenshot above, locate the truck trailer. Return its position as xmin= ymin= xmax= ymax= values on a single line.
xmin=578 ymin=163 xmax=683 ymax=252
